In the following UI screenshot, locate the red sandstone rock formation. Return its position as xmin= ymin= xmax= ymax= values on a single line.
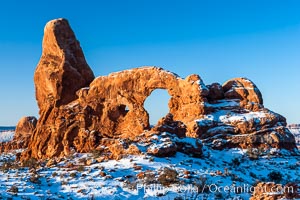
xmin=34 ymin=18 xmax=94 ymax=110
xmin=0 ymin=18 xmax=294 ymax=160
xmin=223 ymin=77 xmax=263 ymax=111
xmin=23 ymin=65 xmax=209 ymax=159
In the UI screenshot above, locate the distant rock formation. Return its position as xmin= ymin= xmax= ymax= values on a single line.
xmin=287 ymin=124 xmax=300 ymax=148
xmin=0 ymin=116 xmax=37 ymax=151
xmin=288 ymin=124 xmax=300 ymax=128
xmin=15 ymin=116 xmax=37 ymax=140
xmin=1 ymin=18 xmax=296 ymax=160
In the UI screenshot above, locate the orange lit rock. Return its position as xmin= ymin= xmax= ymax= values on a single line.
xmin=11 ymin=18 xmax=296 ymax=161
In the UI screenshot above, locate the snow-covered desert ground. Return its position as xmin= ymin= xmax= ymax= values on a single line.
xmin=0 ymin=146 xmax=299 ymax=199
xmin=0 ymin=125 xmax=300 ymax=200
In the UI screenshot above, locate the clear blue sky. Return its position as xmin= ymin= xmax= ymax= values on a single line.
xmin=0 ymin=0 xmax=300 ymax=125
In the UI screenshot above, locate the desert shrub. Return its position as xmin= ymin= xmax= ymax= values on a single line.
xmin=70 ymin=172 xmax=77 ymax=178
xmin=22 ymin=158 xmax=39 ymax=169
xmin=142 ymin=171 xmax=156 ymax=185
xmin=7 ymin=185 xmax=18 ymax=194
xmin=29 ymin=174 xmax=41 ymax=184
xmin=288 ymin=164 xmax=298 ymax=170
xmin=231 ymin=158 xmax=241 ymax=167
xmin=60 ymin=173 xmax=66 ymax=179
xmin=77 ymin=165 xmax=85 ymax=172
xmin=124 ymin=179 xmax=138 ymax=190
xmin=158 ymin=167 xmax=178 ymax=186
xmin=230 ymin=174 xmax=243 ymax=182
xmin=174 ymin=197 xmax=184 ymax=200
xmin=0 ymin=159 xmax=15 ymax=172
xmin=148 ymin=157 xmax=154 ymax=162
xmin=61 ymin=180 xmax=68 ymax=185
xmin=91 ymin=149 xmax=103 ymax=158
xmin=78 ymin=158 xmax=87 ymax=165
xmin=246 ymin=148 xmax=265 ymax=160
xmin=267 ymin=171 xmax=283 ymax=183
xmin=193 ymin=175 xmax=210 ymax=194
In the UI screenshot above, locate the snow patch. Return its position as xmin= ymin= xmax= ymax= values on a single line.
xmin=0 ymin=131 xmax=14 ymax=142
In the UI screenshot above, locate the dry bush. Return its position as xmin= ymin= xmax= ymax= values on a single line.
xmin=158 ymin=167 xmax=178 ymax=186
xmin=0 ymin=159 xmax=18 ymax=172
xmin=7 ymin=185 xmax=18 ymax=194
xmin=22 ymin=158 xmax=39 ymax=169
xmin=29 ymin=174 xmax=41 ymax=184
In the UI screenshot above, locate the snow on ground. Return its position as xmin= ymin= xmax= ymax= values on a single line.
xmin=196 ymin=109 xmax=268 ymax=128
xmin=0 ymin=131 xmax=14 ymax=142
xmin=0 ymin=146 xmax=299 ymax=200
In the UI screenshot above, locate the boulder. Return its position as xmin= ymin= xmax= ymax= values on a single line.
xmin=15 ymin=116 xmax=37 ymax=140
xmin=199 ymin=101 xmax=296 ymax=150
xmin=146 ymin=132 xmax=203 ymax=158
xmin=152 ymin=113 xmax=187 ymax=138
xmin=223 ymin=78 xmax=263 ymax=111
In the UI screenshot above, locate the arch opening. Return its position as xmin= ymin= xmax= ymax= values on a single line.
xmin=144 ymin=89 xmax=171 ymax=126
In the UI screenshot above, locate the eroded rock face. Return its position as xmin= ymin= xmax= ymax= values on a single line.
xmin=34 ymin=18 xmax=94 ymax=110
xmin=207 ymin=83 xmax=224 ymax=101
xmin=12 ymin=18 xmax=297 ymax=160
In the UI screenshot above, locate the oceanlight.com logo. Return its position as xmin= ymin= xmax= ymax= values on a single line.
xmin=136 ymin=183 xmax=296 ymax=196
xmin=200 ymin=184 xmax=295 ymax=194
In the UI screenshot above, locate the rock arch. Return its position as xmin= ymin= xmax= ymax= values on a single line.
xmin=82 ymin=67 xmax=209 ymax=137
